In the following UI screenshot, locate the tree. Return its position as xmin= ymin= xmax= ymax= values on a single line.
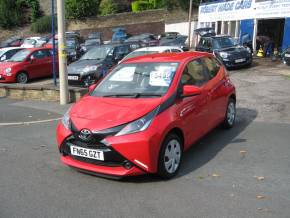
xmin=99 ymin=0 xmax=118 ymax=16
xmin=0 ymin=0 xmax=21 ymax=28
xmin=65 ymin=0 xmax=100 ymax=19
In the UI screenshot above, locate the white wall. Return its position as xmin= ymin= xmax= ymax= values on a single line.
xmin=165 ymin=21 xmax=198 ymax=37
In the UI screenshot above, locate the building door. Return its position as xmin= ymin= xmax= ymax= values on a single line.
xmin=239 ymin=19 xmax=254 ymax=44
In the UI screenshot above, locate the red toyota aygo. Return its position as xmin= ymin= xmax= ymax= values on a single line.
xmin=56 ymin=52 xmax=236 ymax=179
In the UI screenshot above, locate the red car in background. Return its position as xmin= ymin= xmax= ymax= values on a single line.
xmin=0 ymin=48 xmax=57 ymax=84
xmin=56 ymin=52 xmax=236 ymax=179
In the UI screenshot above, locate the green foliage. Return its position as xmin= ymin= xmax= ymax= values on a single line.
xmin=31 ymin=15 xmax=57 ymax=33
xmin=65 ymin=0 xmax=100 ymax=19
xmin=0 ymin=0 xmax=21 ymax=28
xmin=16 ymin=0 xmax=41 ymax=22
xmin=99 ymin=0 xmax=118 ymax=16
xmin=131 ymin=0 xmax=155 ymax=12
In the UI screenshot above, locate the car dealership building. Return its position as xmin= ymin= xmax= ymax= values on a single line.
xmin=198 ymin=0 xmax=290 ymax=52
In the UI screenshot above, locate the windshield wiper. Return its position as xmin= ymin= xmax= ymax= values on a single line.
xmin=102 ymin=93 xmax=162 ymax=98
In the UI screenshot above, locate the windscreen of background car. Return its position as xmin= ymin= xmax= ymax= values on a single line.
xmin=124 ymin=51 xmax=157 ymax=60
xmin=85 ymin=39 xmax=100 ymax=46
xmin=23 ymin=39 xmax=36 ymax=46
xmin=80 ymin=46 xmax=112 ymax=60
xmin=213 ymin=37 xmax=238 ymax=49
xmin=91 ymin=62 xmax=179 ymax=97
xmin=9 ymin=49 xmax=30 ymax=62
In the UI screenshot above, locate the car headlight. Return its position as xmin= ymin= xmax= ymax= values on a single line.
xmin=219 ymin=52 xmax=229 ymax=59
xmin=116 ymin=107 xmax=159 ymax=136
xmin=61 ymin=108 xmax=71 ymax=129
xmin=83 ymin=65 xmax=100 ymax=73
xmin=5 ymin=68 xmax=11 ymax=74
xmin=246 ymin=47 xmax=252 ymax=54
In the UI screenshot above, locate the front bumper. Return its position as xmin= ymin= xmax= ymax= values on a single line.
xmin=57 ymin=121 xmax=161 ymax=177
xmin=222 ymin=56 xmax=252 ymax=68
xmin=68 ymin=73 xmax=99 ymax=87
xmin=0 ymin=74 xmax=16 ymax=83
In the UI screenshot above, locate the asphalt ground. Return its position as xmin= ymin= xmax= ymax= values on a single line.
xmin=0 ymin=60 xmax=290 ymax=218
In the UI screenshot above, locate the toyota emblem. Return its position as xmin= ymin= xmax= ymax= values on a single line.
xmin=79 ymin=129 xmax=92 ymax=141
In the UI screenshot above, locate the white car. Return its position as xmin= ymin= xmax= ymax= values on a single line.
xmin=21 ymin=37 xmax=47 ymax=48
xmin=120 ymin=46 xmax=183 ymax=63
xmin=0 ymin=47 xmax=23 ymax=62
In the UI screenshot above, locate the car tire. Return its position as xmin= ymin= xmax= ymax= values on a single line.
xmin=223 ymin=98 xmax=236 ymax=129
xmin=16 ymin=72 xmax=28 ymax=84
xmin=157 ymin=133 xmax=183 ymax=179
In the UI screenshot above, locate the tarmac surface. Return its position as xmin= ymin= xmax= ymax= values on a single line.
xmin=0 ymin=59 xmax=290 ymax=218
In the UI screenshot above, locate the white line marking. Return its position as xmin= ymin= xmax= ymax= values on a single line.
xmin=0 ymin=118 xmax=61 ymax=126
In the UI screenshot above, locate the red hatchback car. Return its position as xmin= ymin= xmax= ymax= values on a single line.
xmin=56 ymin=52 xmax=236 ymax=179
xmin=0 ymin=48 xmax=56 ymax=84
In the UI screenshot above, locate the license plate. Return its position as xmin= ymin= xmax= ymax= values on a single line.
xmin=285 ymin=54 xmax=290 ymax=57
xmin=68 ymin=75 xmax=79 ymax=81
xmin=70 ymin=145 xmax=104 ymax=161
xmin=235 ymin=58 xmax=246 ymax=63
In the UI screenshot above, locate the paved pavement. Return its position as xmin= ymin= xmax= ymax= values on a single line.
xmin=0 ymin=60 xmax=290 ymax=218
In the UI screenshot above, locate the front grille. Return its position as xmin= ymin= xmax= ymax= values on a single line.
xmin=60 ymin=121 xmax=130 ymax=167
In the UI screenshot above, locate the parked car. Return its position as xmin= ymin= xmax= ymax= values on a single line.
xmin=196 ymin=35 xmax=252 ymax=68
xmin=112 ymin=27 xmax=128 ymax=42
xmin=56 ymin=52 xmax=236 ymax=179
xmin=0 ymin=47 xmax=24 ymax=62
xmin=0 ymin=48 xmax=57 ymax=84
xmin=159 ymin=32 xmax=182 ymax=39
xmin=282 ymin=47 xmax=290 ymax=66
xmin=66 ymin=39 xmax=81 ymax=63
xmin=80 ymin=38 xmax=101 ymax=53
xmin=0 ymin=36 xmax=23 ymax=48
xmin=159 ymin=35 xmax=188 ymax=51
xmin=120 ymin=46 xmax=183 ymax=63
xmin=125 ymin=33 xmax=159 ymax=47
xmin=67 ymin=43 xmax=131 ymax=87
xmin=21 ymin=37 xmax=48 ymax=48
xmin=44 ymin=37 xmax=58 ymax=49
xmin=87 ymin=32 xmax=102 ymax=41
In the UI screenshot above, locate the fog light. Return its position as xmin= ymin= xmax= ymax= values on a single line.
xmin=123 ymin=161 xmax=132 ymax=169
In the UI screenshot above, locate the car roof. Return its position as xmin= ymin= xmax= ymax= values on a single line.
xmin=0 ymin=47 xmax=23 ymax=52
xmin=122 ymin=51 xmax=210 ymax=64
xmin=132 ymin=46 xmax=182 ymax=52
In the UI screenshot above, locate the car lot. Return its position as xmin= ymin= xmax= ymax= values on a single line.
xmin=0 ymin=60 xmax=290 ymax=218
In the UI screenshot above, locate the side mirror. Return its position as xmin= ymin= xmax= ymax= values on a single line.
xmin=29 ymin=55 xmax=35 ymax=63
xmin=88 ymin=83 xmax=97 ymax=92
xmin=182 ymin=85 xmax=201 ymax=97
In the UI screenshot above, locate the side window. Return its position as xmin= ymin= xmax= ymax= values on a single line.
xmin=199 ymin=38 xmax=206 ymax=47
xmin=181 ymin=59 xmax=209 ymax=87
xmin=31 ymin=50 xmax=46 ymax=59
xmin=206 ymin=39 xmax=212 ymax=50
xmin=171 ymin=49 xmax=182 ymax=53
xmin=164 ymin=49 xmax=171 ymax=53
xmin=202 ymin=57 xmax=220 ymax=79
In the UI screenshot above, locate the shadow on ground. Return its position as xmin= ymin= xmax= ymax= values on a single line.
xmin=120 ymin=107 xmax=257 ymax=183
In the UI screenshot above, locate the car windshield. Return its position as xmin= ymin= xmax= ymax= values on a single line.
xmin=23 ymin=39 xmax=37 ymax=45
xmin=124 ymin=51 xmax=157 ymax=60
xmin=91 ymin=62 xmax=179 ymax=98
xmin=9 ymin=49 xmax=30 ymax=62
xmin=0 ymin=50 xmax=6 ymax=57
xmin=80 ymin=46 xmax=112 ymax=60
xmin=213 ymin=37 xmax=238 ymax=49
xmin=85 ymin=39 xmax=99 ymax=46
xmin=66 ymin=40 xmax=76 ymax=49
